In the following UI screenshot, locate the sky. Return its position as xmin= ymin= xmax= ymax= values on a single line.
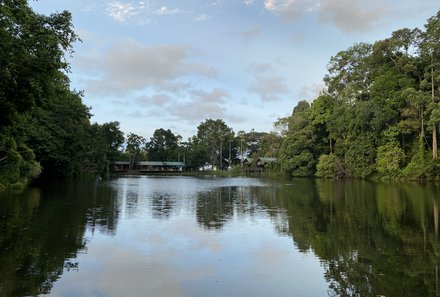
xmin=29 ymin=0 xmax=440 ymax=140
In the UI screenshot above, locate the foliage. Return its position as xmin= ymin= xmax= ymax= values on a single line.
xmin=125 ymin=133 xmax=146 ymax=170
xmin=146 ymin=128 xmax=181 ymax=162
xmin=316 ymin=154 xmax=337 ymax=179
xmin=240 ymin=130 xmax=281 ymax=158
xmin=402 ymin=137 xmax=433 ymax=179
xmin=0 ymin=1 xmax=127 ymax=185
xmin=0 ymin=1 xmax=83 ymax=186
xmin=0 ymin=136 xmax=41 ymax=187
xmin=188 ymin=119 xmax=235 ymax=170
xmin=278 ymin=101 xmax=318 ymax=177
xmin=87 ymin=121 xmax=125 ymax=177
xmin=376 ymin=141 xmax=404 ymax=178
xmin=4 ymin=2 xmax=440 ymax=185
xmin=274 ymin=9 xmax=440 ymax=180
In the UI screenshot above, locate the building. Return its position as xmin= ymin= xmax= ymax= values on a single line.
xmin=110 ymin=161 xmax=185 ymax=173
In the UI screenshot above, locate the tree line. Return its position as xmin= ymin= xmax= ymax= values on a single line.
xmin=0 ymin=1 xmax=282 ymax=189
xmin=277 ymin=10 xmax=440 ymax=180
xmin=123 ymin=121 xmax=281 ymax=171
xmin=2 ymin=1 xmax=440 ymax=188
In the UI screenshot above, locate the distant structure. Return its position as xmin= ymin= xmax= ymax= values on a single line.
xmin=242 ymin=157 xmax=277 ymax=174
xmin=110 ymin=161 xmax=185 ymax=173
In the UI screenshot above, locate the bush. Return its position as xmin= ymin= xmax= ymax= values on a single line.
xmin=376 ymin=142 xmax=404 ymax=178
xmin=402 ymin=140 xmax=432 ymax=179
xmin=316 ymin=154 xmax=346 ymax=179
xmin=316 ymin=154 xmax=336 ymax=178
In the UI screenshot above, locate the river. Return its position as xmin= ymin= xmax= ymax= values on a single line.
xmin=0 ymin=176 xmax=439 ymax=296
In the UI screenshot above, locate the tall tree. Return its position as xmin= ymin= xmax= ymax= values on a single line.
xmin=324 ymin=42 xmax=373 ymax=104
xmin=420 ymin=11 xmax=440 ymax=159
xmin=278 ymin=101 xmax=318 ymax=177
xmin=86 ymin=121 xmax=124 ymax=177
xmin=0 ymin=0 xmax=80 ymax=186
xmin=125 ymin=133 xmax=146 ymax=170
xmin=193 ymin=119 xmax=235 ymax=169
xmin=146 ymin=128 xmax=181 ymax=161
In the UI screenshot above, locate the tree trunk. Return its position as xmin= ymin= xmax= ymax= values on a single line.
xmin=432 ymin=60 xmax=438 ymax=159
xmin=434 ymin=125 xmax=438 ymax=159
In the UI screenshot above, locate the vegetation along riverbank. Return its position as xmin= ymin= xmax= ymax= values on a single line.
xmin=2 ymin=1 xmax=440 ymax=189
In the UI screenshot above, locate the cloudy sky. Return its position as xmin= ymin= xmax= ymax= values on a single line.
xmin=30 ymin=0 xmax=439 ymax=139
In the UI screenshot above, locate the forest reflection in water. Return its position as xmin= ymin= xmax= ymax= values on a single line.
xmin=0 ymin=176 xmax=440 ymax=296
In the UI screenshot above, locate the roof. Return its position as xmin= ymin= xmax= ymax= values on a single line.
xmin=111 ymin=161 xmax=129 ymax=165
xmin=242 ymin=157 xmax=254 ymax=163
xmin=256 ymin=157 xmax=277 ymax=165
xmin=139 ymin=161 xmax=185 ymax=166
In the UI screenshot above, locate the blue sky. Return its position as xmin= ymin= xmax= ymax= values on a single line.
xmin=30 ymin=0 xmax=440 ymax=140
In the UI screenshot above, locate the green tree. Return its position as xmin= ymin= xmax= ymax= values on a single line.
xmin=87 ymin=121 xmax=124 ymax=177
xmin=278 ymin=101 xmax=318 ymax=177
xmin=184 ymin=137 xmax=209 ymax=170
xmin=146 ymin=128 xmax=181 ymax=162
xmin=420 ymin=11 xmax=440 ymax=159
xmin=239 ymin=130 xmax=281 ymax=158
xmin=192 ymin=119 xmax=235 ymax=170
xmin=0 ymin=0 xmax=88 ymax=186
xmin=24 ymin=90 xmax=91 ymax=178
xmin=324 ymin=42 xmax=373 ymax=103
xmin=125 ymin=133 xmax=146 ymax=170
xmin=316 ymin=154 xmax=337 ymax=179
xmin=0 ymin=1 xmax=78 ymax=129
xmin=376 ymin=128 xmax=405 ymax=179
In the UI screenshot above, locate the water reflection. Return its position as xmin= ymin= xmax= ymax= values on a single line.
xmin=152 ymin=193 xmax=175 ymax=219
xmin=1 ymin=177 xmax=440 ymax=296
xmin=196 ymin=187 xmax=234 ymax=229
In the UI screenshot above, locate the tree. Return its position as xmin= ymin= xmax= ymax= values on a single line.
xmin=125 ymin=133 xmax=146 ymax=170
xmin=86 ymin=121 xmax=124 ymax=177
xmin=193 ymin=119 xmax=235 ymax=170
xmin=420 ymin=11 xmax=440 ymax=159
xmin=0 ymin=1 xmax=78 ymax=129
xmin=324 ymin=42 xmax=373 ymax=104
xmin=278 ymin=101 xmax=318 ymax=177
xmin=184 ymin=137 xmax=209 ymax=170
xmin=146 ymin=129 xmax=181 ymax=162
xmin=238 ymin=130 xmax=281 ymax=158
xmin=0 ymin=0 xmax=85 ymax=186
xmin=24 ymin=90 xmax=91 ymax=178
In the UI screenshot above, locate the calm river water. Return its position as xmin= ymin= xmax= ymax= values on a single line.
xmin=1 ymin=176 xmax=440 ymax=296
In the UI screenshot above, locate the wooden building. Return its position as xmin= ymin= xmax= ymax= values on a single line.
xmin=110 ymin=161 xmax=185 ymax=173
xmin=110 ymin=161 xmax=130 ymax=172
xmin=139 ymin=161 xmax=185 ymax=172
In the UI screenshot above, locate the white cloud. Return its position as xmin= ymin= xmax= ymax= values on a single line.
xmin=264 ymin=0 xmax=277 ymax=11
xmin=262 ymin=0 xmax=389 ymax=32
xmin=106 ymin=2 xmax=183 ymax=23
xmin=137 ymin=94 xmax=172 ymax=106
xmin=170 ymin=101 xmax=226 ymax=122
xmin=189 ymin=88 xmax=229 ymax=103
xmin=81 ymin=40 xmax=217 ymax=96
xmin=317 ymin=0 xmax=388 ymax=33
xmin=106 ymin=1 xmax=139 ymax=22
xmin=297 ymin=83 xmax=326 ymax=102
xmin=264 ymin=0 xmax=312 ymax=20
xmin=194 ymin=14 xmax=211 ymax=22
xmin=211 ymin=0 xmax=223 ymax=6
xmin=244 ymin=0 xmax=255 ymax=5
xmin=167 ymin=88 xmax=230 ymax=123
xmin=154 ymin=6 xmax=180 ymax=15
xmin=248 ymin=63 xmax=291 ymax=101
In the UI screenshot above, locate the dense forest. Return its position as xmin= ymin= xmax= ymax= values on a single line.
xmin=2 ymin=0 xmax=440 ymax=189
xmin=0 ymin=1 xmax=124 ymax=188
xmin=278 ymin=10 xmax=440 ymax=180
